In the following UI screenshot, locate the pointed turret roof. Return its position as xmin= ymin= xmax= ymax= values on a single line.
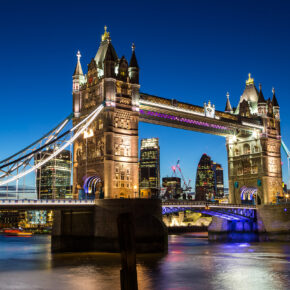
xmin=104 ymin=42 xmax=119 ymax=62
xmin=225 ymin=92 xmax=232 ymax=112
xmin=94 ymin=26 xmax=118 ymax=68
xmin=119 ymin=55 xmax=128 ymax=66
xmin=272 ymin=88 xmax=279 ymax=107
xmin=240 ymin=73 xmax=259 ymax=103
xmin=258 ymin=83 xmax=266 ymax=103
xmin=236 ymin=73 xmax=259 ymax=114
xmin=129 ymin=43 xmax=139 ymax=68
xmin=73 ymin=50 xmax=84 ymax=76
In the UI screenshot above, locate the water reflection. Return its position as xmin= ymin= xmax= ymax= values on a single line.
xmin=0 ymin=235 xmax=289 ymax=290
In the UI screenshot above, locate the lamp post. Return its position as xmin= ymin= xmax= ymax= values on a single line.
xmin=133 ymin=185 xmax=137 ymax=199
xmin=286 ymin=194 xmax=289 ymax=203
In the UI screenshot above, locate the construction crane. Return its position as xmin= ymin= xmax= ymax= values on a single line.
xmin=171 ymin=160 xmax=192 ymax=192
xmin=281 ymin=139 xmax=290 ymax=187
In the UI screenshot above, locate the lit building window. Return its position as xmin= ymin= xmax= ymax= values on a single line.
xmin=243 ymin=144 xmax=251 ymax=154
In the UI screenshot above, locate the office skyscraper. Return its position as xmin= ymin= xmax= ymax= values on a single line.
xmin=35 ymin=149 xmax=72 ymax=199
xmin=195 ymin=154 xmax=224 ymax=201
xmin=139 ymin=138 xmax=160 ymax=198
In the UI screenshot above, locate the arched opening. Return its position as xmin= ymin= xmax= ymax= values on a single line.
xmin=83 ymin=176 xmax=103 ymax=199
xmin=240 ymin=186 xmax=258 ymax=205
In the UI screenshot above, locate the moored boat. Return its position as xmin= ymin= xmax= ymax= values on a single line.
xmin=3 ymin=228 xmax=33 ymax=236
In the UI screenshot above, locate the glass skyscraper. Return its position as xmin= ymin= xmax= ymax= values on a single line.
xmin=139 ymin=138 xmax=160 ymax=198
xmin=35 ymin=149 xmax=72 ymax=199
xmin=195 ymin=154 xmax=224 ymax=201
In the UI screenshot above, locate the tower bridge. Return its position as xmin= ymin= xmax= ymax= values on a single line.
xmin=0 ymin=27 xmax=288 ymax=251
xmin=70 ymin=27 xmax=282 ymax=205
xmin=0 ymin=27 xmax=283 ymax=205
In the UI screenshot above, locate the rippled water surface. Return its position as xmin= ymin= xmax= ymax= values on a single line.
xmin=0 ymin=234 xmax=289 ymax=290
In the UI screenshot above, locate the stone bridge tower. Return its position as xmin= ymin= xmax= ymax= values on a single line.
xmin=72 ymin=27 xmax=140 ymax=199
xmin=226 ymin=74 xmax=282 ymax=204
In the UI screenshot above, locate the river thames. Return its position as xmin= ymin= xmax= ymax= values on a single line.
xmin=0 ymin=234 xmax=289 ymax=290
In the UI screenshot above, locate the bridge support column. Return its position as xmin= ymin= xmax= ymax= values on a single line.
xmin=51 ymin=199 xmax=168 ymax=253
xmin=256 ymin=204 xmax=290 ymax=241
xmin=208 ymin=217 xmax=258 ymax=242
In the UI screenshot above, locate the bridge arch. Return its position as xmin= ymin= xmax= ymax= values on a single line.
xmin=240 ymin=186 xmax=261 ymax=205
xmin=83 ymin=176 xmax=103 ymax=199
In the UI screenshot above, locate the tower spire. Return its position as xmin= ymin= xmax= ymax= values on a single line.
xmin=129 ymin=43 xmax=139 ymax=68
xmin=73 ymin=50 xmax=83 ymax=76
xmin=258 ymin=83 xmax=266 ymax=103
xmin=272 ymin=87 xmax=279 ymax=107
xmin=225 ymin=92 xmax=233 ymax=112
xmin=129 ymin=42 xmax=139 ymax=84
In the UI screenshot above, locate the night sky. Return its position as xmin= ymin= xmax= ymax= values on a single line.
xmin=0 ymin=0 xmax=290 ymax=188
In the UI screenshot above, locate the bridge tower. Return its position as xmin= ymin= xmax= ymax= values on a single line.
xmin=72 ymin=27 xmax=140 ymax=199
xmin=226 ymin=74 xmax=282 ymax=204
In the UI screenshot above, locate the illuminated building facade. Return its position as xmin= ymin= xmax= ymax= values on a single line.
xmin=139 ymin=138 xmax=160 ymax=198
xmin=72 ymin=26 xmax=140 ymax=199
xmin=0 ymin=210 xmax=25 ymax=228
xmin=162 ymin=177 xmax=182 ymax=198
xmin=195 ymin=154 xmax=216 ymax=201
xmin=212 ymin=162 xmax=224 ymax=197
xmin=226 ymin=75 xmax=282 ymax=204
xmin=35 ymin=149 xmax=72 ymax=199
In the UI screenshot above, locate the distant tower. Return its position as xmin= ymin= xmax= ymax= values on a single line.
xmin=139 ymin=138 xmax=160 ymax=198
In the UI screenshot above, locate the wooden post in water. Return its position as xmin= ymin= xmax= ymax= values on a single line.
xmin=117 ymin=212 xmax=138 ymax=290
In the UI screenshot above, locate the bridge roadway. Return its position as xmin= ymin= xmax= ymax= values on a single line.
xmin=0 ymin=199 xmax=256 ymax=221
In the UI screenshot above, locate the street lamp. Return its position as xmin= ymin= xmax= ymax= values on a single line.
xmin=133 ymin=185 xmax=137 ymax=199
xmin=286 ymin=194 xmax=289 ymax=203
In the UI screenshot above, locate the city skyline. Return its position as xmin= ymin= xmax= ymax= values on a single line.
xmin=0 ymin=0 xmax=290 ymax=189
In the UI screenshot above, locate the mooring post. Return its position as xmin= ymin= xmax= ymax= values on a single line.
xmin=117 ymin=212 xmax=138 ymax=290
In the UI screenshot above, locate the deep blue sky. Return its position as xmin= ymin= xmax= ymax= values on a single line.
xmin=0 ymin=0 xmax=290 ymax=188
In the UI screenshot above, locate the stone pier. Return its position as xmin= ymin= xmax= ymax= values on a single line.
xmin=208 ymin=204 xmax=290 ymax=242
xmin=52 ymin=199 xmax=168 ymax=253
xmin=256 ymin=204 xmax=290 ymax=241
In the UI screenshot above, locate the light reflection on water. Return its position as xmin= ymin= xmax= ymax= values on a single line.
xmin=0 ymin=234 xmax=289 ymax=290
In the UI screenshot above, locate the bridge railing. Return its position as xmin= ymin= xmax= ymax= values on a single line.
xmin=0 ymin=199 xmax=95 ymax=205
xmin=162 ymin=200 xmax=256 ymax=208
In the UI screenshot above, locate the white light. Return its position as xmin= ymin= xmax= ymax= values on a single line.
xmin=105 ymin=101 xmax=116 ymax=107
xmin=229 ymin=135 xmax=237 ymax=143
xmin=252 ymin=130 xmax=259 ymax=139
xmin=84 ymin=129 xmax=94 ymax=139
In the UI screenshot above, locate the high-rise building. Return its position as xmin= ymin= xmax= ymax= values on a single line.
xmin=195 ymin=154 xmax=224 ymax=201
xmin=139 ymin=138 xmax=160 ymax=198
xmin=35 ymin=149 xmax=72 ymax=199
xmin=212 ymin=162 xmax=224 ymax=198
xmin=162 ymin=177 xmax=182 ymax=199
